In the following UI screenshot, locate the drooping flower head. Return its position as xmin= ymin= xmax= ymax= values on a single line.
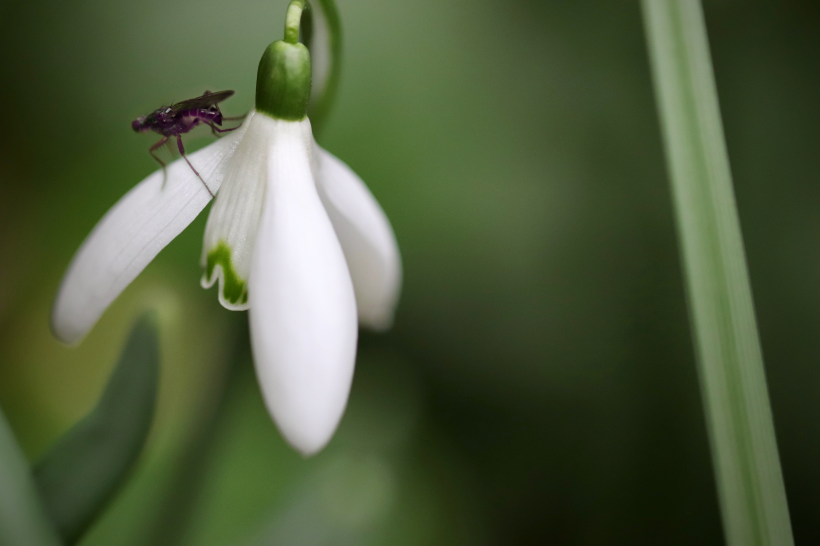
xmin=51 ymin=0 xmax=401 ymax=455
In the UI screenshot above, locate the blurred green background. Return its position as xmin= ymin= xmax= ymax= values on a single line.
xmin=1 ymin=0 xmax=819 ymax=544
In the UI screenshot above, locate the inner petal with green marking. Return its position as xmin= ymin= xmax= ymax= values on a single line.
xmin=199 ymin=111 xmax=276 ymax=311
xmin=203 ymin=241 xmax=249 ymax=308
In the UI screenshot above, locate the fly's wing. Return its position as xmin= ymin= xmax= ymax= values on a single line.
xmin=171 ymin=90 xmax=235 ymax=113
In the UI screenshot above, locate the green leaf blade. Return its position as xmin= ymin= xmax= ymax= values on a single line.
xmin=35 ymin=313 xmax=160 ymax=544
xmin=0 ymin=409 xmax=62 ymax=546
xmin=641 ymin=2 xmax=794 ymax=545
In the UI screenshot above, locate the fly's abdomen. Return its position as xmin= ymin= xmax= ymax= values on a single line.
xmin=185 ymin=109 xmax=223 ymax=126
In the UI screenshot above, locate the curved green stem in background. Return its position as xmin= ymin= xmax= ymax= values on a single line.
xmin=641 ymin=2 xmax=793 ymax=545
xmin=303 ymin=0 xmax=342 ymax=134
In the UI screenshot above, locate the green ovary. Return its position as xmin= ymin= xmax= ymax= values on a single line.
xmin=205 ymin=242 xmax=248 ymax=306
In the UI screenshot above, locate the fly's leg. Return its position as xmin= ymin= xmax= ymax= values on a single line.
xmin=177 ymin=136 xmax=214 ymax=198
xmin=208 ymin=122 xmax=239 ymax=136
xmin=217 ymin=113 xmax=248 ymax=133
xmin=149 ymin=137 xmax=169 ymax=188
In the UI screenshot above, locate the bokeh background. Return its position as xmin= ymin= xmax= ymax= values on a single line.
xmin=1 ymin=0 xmax=819 ymax=544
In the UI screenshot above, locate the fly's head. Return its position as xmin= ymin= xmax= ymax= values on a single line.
xmin=131 ymin=116 xmax=147 ymax=132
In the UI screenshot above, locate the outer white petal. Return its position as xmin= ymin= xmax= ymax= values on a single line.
xmin=249 ymin=119 xmax=357 ymax=456
xmin=51 ymin=127 xmax=248 ymax=344
xmin=201 ymin=111 xmax=275 ymax=310
xmin=315 ymin=146 xmax=402 ymax=330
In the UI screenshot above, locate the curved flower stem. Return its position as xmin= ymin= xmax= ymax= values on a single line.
xmin=641 ymin=2 xmax=793 ymax=545
xmin=284 ymin=0 xmax=309 ymax=45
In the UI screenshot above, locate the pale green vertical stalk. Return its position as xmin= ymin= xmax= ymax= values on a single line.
xmin=641 ymin=2 xmax=793 ymax=545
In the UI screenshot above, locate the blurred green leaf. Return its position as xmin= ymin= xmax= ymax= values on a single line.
xmin=642 ymin=2 xmax=793 ymax=545
xmin=0 ymin=408 xmax=62 ymax=546
xmin=34 ymin=313 xmax=160 ymax=544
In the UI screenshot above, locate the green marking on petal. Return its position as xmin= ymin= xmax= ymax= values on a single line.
xmin=205 ymin=241 xmax=248 ymax=305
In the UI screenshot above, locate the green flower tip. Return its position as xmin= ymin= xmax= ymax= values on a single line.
xmin=256 ymin=0 xmax=313 ymax=120
xmin=256 ymin=40 xmax=312 ymax=121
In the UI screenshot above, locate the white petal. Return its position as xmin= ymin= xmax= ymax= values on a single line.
xmin=51 ymin=128 xmax=248 ymax=344
xmin=201 ymin=111 xmax=275 ymax=310
xmin=315 ymin=146 xmax=402 ymax=330
xmin=249 ymin=119 xmax=357 ymax=456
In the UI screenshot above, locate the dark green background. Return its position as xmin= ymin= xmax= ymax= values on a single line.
xmin=1 ymin=1 xmax=818 ymax=544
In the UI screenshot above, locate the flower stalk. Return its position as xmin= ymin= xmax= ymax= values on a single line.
xmin=284 ymin=0 xmax=309 ymax=45
xmin=641 ymin=1 xmax=793 ymax=545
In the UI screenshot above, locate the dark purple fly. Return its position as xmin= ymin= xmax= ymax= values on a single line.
xmin=132 ymin=90 xmax=242 ymax=196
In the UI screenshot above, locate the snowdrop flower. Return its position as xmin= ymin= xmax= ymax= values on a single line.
xmin=51 ymin=0 xmax=401 ymax=456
